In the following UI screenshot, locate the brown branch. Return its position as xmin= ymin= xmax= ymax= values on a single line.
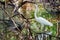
xmin=3 ymin=9 xmax=21 ymax=32
xmin=0 ymin=1 xmax=41 ymax=7
xmin=0 ymin=1 xmax=14 ymax=6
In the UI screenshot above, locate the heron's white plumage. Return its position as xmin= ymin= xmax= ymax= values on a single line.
xmin=36 ymin=17 xmax=53 ymax=26
xmin=34 ymin=4 xmax=53 ymax=26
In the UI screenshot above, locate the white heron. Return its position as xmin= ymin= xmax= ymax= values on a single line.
xmin=34 ymin=4 xmax=53 ymax=40
xmin=34 ymin=4 xmax=53 ymax=27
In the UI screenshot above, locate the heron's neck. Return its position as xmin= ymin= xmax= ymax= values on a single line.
xmin=34 ymin=4 xmax=38 ymax=19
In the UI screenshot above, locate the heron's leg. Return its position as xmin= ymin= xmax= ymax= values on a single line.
xmin=41 ymin=24 xmax=44 ymax=31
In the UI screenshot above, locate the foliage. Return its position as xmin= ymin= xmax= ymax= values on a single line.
xmin=0 ymin=2 xmax=57 ymax=40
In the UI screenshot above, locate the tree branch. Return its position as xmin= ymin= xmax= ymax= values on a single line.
xmin=0 ymin=1 xmax=14 ymax=6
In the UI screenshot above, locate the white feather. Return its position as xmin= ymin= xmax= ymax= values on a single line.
xmin=34 ymin=4 xmax=53 ymax=26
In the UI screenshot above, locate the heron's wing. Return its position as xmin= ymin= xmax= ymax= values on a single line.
xmin=38 ymin=17 xmax=53 ymax=26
